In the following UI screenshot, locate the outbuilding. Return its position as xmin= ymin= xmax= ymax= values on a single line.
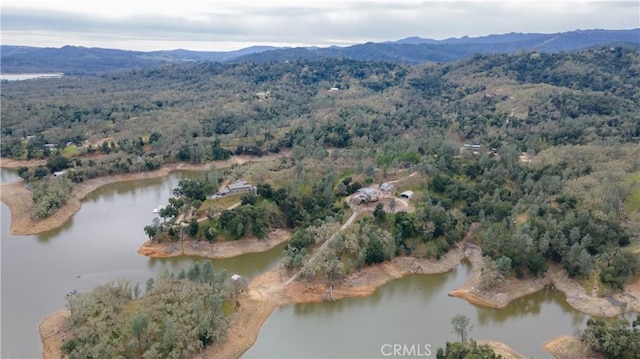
xmin=400 ymin=190 xmax=414 ymax=199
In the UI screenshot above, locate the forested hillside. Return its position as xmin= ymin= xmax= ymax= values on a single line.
xmin=2 ymin=47 xmax=639 ymax=288
xmin=2 ymin=29 xmax=638 ymax=73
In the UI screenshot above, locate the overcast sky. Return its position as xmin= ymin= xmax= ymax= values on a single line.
xmin=1 ymin=0 xmax=639 ymax=51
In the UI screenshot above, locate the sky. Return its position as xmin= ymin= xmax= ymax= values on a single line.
xmin=1 ymin=0 xmax=639 ymax=51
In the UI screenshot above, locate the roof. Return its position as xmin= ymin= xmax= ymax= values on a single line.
xmin=380 ymin=183 xmax=393 ymax=191
xmin=400 ymin=190 xmax=414 ymax=198
xmin=227 ymin=180 xmax=252 ymax=190
xmin=231 ymin=274 xmax=242 ymax=281
xmin=358 ymin=187 xmax=377 ymax=196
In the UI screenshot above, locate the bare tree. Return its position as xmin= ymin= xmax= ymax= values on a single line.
xmin=451 ymin=314 xmax=474 ymax=342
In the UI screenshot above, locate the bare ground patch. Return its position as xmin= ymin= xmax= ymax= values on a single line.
xmin=543 ymin=335 xmax=595 ymax=359
xmin=39 ymin=310 xmax=70 ymax=359
xmin=449 ymin=248 xmax=640 ymax=317
xmin=478 ymin=340 xmax=528 ymax=359
xmin=137 ymin=229 xmax=290 ymax=259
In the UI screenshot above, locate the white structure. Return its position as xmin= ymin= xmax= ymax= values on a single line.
xmin=153 ymin=205 xmax=165 ymax=214
xmin=400 ymin=190 xmax=414 ymax=199
xmin=353 ymin=187 xmax=379 ymax=203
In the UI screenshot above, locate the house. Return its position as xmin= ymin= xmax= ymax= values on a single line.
xmin=380 ymin=182 xmax=394 ymax=194
xmin=43 ymin=143 xmax=57 ymax=150
xmin=462 ymin=144 xmax=481 ymax=151
xmin=518 ymin=152 xmax=533 ymax=164
xmin=400 ymin=190 xmax=414 ymax=199
xmin=216 ymin=180 xmax=256 ymax=196
xmin=353 ymin=187 xmax=379 ymax=203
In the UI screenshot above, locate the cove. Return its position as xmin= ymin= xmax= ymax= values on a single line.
xmin=245 ymin=264 xmax=587 ymax=358
xmin=1 ymin=168 xmax=588 ymax=358
xmin=0 ymin=169 xmax=283 ymax=358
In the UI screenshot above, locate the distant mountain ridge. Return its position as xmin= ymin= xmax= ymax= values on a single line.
xmin=1 ymin=28 xmax=638 ymax=74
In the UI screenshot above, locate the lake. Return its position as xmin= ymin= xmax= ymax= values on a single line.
xmin=0 ymin=168 xmax=589 ymax=358
xmin=0 ymin=73 xmax=64 ymax=81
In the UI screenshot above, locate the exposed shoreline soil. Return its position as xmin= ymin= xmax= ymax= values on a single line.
xmin=40 ymin=238 xmax=640 ymax=359
xmin=0 ymin=158 xmax=47 ymax=169
xmin=449 ymin=244 xmax=640 ymax=318
xmin=543 ymin=335 xmax=595 ymax=359
xmin=39 ymin=310 xmax=69 ymax=359
xmin=477 ymin=340 xmax=527 ymax=359
xmin=1 ymin=153 xmax=287 ymax=236
xmin=41 ymin=246 xmax=468 ymax=359
xmin=137 ymin=229 xmax=290 ymax=259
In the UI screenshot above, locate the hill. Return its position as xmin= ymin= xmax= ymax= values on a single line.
xmin=1 ymin=28 xmax=638 ymax=74
xmin=2 ymin=46 xmax=639 ymax=307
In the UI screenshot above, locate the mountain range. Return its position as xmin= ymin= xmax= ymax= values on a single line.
xmin=1 ymin=28 xmax=638 ymax=74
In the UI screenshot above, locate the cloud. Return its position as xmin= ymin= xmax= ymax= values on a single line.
xmin=1 ymin=1 xmax=639 ymax=51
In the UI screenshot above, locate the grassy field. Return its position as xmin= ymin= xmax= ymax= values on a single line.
xmin=60 ymin=145 xmax=78 ymax=157
xmin=199 ymin=194 xmax=242 ymax=212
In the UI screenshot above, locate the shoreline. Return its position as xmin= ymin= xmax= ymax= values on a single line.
xmin=448 ymin=245 xmax=640 ymax=318
xmin=0 ymin=153 xmax=287 ymax=236
xmin=543 ymin=335 xmax=593 ymax=359
xmin=40 ymin=240 xmax=639 ymax=359
xmin=137 ymin=229 xmax=290 ymax=259
xmin=39 ymin=310 xmax=69 ymax=359
xmin=0 ymin=158 xmax=47 ymax=169
xmin=477 ymin=340 xmax=527 ymax=359
xmin=41 ymin=246 xmax=468 ymax=359
xmin=188 ymin=246 xmax=470 ymax=359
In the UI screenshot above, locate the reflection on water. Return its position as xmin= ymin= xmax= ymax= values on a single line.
xmin=0 ymin=170 xmax=281 ymax=359
xmin=247 ymin=261 xmax=590 ymax=359
xmin=1 ymin=168 xmax=594 ymax=359
xmin=1 ymin=167 xmax=20 ymax=183
xmin=0 ymin=73 xmax=64 ymax=81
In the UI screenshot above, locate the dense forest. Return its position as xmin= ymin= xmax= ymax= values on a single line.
xmin=3 ymin=48 xmax=640 ymax=289
xmin=61 ymin=261 xmax=242 ymax=358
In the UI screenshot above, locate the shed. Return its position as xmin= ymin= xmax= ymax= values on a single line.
xmin=400 ymin=190 xmax=414 ymax=199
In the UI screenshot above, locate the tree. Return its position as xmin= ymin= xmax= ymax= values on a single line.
xmin=451 ymin=314 xmax=474 ymax=342
xmin=373 ymin=203 xmax=386 ymax=222
xmin=46 ymin=155 xmax=69 ymax=172
xmin=479 ymin=257 xmax=505 ymax=291
xmin=33 ymin=166 xmax=50 ymax=179
xmin=364 ymin=238 xmax=385 ymax=265
xmin=145 ymin=277 xmax=155 ymax=292
xmin=495 ymin=256 xmax=512 ymax=276
xmin=389 ymin=198 xmax=397 ymax=213
xmin=143 ymin=224 xmax=158 ymax=240
xmin=17 ymin=166 xmax=30 ymax=181
xmin=189 ymin=218 xmax=199 ymax=238
xmin=130 ymin=312 xmax=149 ymax=358
xmin=241 ymin=193 xmax=257 ymax=206
xmin=257 ymin=183 xmax=273 ymax=199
